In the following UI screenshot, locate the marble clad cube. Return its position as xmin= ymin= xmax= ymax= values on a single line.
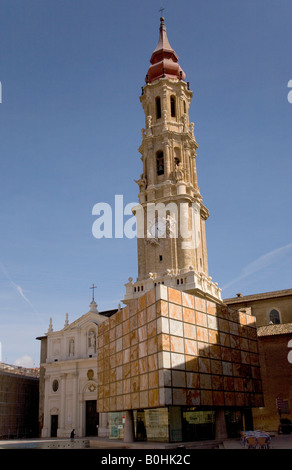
xmin=96 ymin=286 xmax=264 ymax=412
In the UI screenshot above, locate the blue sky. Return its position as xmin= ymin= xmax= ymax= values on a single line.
xmin=0 ymin=0 xmax=291 ymax=367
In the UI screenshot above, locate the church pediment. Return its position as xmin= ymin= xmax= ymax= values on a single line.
xmin=63 ymin=311 xmax=106 ymax=332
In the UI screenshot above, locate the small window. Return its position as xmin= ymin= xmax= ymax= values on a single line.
xmin=159 ymin=255 xmax=163 ymax=261
xmin=269 ymin=309 xmax=280 ymax=324
xmin=183 ymin=100 xmax=186 ymax=113
xmin=156 ymin=97 xmax=161 ymax=119
xmin=156 ymin=151 xmax=164 ymax=175
xmin=170 ymin=96 xmax=176 ymax=117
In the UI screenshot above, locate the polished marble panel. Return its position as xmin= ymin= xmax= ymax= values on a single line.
xmin=96 ymin=286 xmax=263 ymax=412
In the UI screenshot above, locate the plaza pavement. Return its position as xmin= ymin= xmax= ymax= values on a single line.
xmin=0 ymin=433 xmax=291 ymax=449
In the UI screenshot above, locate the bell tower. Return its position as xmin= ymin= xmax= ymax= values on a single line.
xmin=124 ymin=17 xmax=221 ymax=303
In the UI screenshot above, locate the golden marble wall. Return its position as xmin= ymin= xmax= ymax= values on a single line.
xmin=96 ymin=286 xmax=263 ymax=413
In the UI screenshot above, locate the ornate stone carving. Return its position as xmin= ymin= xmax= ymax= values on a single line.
xmin=182 ymin=114 xmax=188 ymax=132
xmin=135 ymin=174 xmax=147 ymax=191
xmin=88 ymin=383 xmax=96 ymax=392
xmin=174 ymin=162 xmax=185 ymax=182
xmin=144 ymin=237 xmax=159 ymax=246
xmin=88 ymin=329 xmax=96 ymax=351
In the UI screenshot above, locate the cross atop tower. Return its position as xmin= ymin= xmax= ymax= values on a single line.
xmin=90 ymin=283 xmax=97 ymax=302
xmin=159 ymin=6 xmax=165 ymax=17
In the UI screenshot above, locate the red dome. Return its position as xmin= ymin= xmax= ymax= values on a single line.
xmin=146 ymin=17 xmax=186 ymax=84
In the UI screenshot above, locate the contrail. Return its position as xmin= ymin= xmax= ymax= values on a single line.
xmin=0 ymin=262 xmax=45 ymax=324
xmin=222 ymin=243 xmax=292 ymax=291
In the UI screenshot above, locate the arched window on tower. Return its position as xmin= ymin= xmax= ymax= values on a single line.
xmin=170 ymin=96 xmax=176 ymax=118
xmin=174 ymin=147 xmax=181 ymax=167
xmin=156 ymin=97 xmax=161 ymax=119
xmin=269 ymin=309 xmax=281 ymax=324
xmin=156 ymin=151 xmax=164 ymax=175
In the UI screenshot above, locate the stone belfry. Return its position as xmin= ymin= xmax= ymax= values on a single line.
xmin=124 ymin=17 xmax=221 ymax=303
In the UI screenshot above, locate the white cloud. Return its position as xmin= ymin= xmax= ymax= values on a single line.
xmin=14 ymin=355 xmax=35 ymax=368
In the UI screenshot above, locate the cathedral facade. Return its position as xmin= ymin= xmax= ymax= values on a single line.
xmin=37 ymin=299 xmax=117 ymax=438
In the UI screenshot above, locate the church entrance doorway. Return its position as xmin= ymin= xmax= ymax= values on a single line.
xmin=50 ymin=415 xmax=58 ymax=437
xmin=85 ymin=400 xmax=99 ymax=436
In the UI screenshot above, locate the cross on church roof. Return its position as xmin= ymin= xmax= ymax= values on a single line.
xmin=90 ymin=283 xmax=97 ymax=302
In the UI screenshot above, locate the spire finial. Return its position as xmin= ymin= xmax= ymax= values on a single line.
xmin=48 ymin=317 xmax=53 ymax=333
xmin=159 ymin=4 xmax=165 ymax=30
xmin=145 ymin=10 xmax=186 ymax=84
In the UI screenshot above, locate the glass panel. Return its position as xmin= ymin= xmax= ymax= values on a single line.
xmin=182 ymin=408 xmax=215 ymax=441
xmin=145 ymin=408 xmax=169 ymax=442
xmin=109 ymin=412 xmax=124 ymax=439
xmin=134 ymin=410 xmax=147 ymax=441
xmin=224 ymin=410 xmax=243 ymax=438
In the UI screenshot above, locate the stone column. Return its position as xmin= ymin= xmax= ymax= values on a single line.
xmin=123 ymin=410 xmax=135 ymax=443
xmin=215 ymin=409 xmax=228 ymax=441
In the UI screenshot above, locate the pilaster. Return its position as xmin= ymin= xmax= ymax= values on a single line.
xmin=58 ymin=373 xmax=66 ymax=436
